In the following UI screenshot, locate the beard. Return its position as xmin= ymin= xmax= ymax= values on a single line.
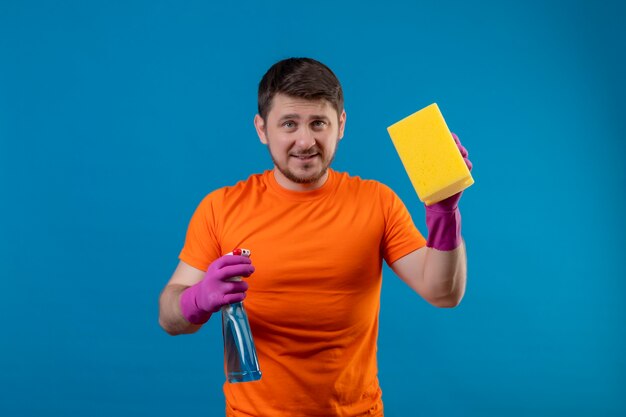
xmin=266 ymin=141 xmax=338 ymax=185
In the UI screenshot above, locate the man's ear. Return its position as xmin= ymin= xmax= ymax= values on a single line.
xmin=254 ymin=114 xmax=268 ymax=144
xmin=338 ymin=110 xmax=347 ymax=140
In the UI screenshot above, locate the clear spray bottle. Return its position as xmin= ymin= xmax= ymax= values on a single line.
xmin=221 ymin=248 xmax=262 ymax=383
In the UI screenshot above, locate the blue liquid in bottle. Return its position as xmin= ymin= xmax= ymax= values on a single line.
xmin=221 ymin=301 xmax=262 ymax=383
xmin=221 ymin=249 xmax=261 ymax=383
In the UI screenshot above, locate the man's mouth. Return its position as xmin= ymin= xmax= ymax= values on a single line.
xmin=291 ymin=153 xmax=319 ymax=160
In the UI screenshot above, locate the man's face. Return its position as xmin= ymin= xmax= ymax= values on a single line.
xmin=254 ymin=93 xmax=346 ymax=191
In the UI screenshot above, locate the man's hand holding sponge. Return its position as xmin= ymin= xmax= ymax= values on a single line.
xmin=387 ymin=104 xmax=474 ymax=251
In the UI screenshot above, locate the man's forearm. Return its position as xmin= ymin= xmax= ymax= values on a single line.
xmin=422 ymin=240 xmax=467 ymax=307
xmin=159 ymin=284 xmax=203 ymax=335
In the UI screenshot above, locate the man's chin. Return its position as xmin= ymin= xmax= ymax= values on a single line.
xmin=282 ymin=166 xmax=328 ymax=184
xmin=289 ymin=173 xmax=325 ymax=184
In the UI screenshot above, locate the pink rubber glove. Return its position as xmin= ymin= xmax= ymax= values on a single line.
xmin=425 ymin=132 xmax=473 ymax=251
xmin=180 ymin=255 xmax=255 ymax=324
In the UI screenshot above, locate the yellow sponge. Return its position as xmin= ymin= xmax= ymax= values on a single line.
xmin=387 ymin=103 xmax=474 ymax=206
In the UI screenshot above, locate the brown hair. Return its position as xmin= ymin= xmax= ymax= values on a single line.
xmin=257 ymin=58 xmax=344 ymax=121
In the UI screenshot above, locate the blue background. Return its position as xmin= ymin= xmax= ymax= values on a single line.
xmin=1 ymin=1 xmax=625 ymax=416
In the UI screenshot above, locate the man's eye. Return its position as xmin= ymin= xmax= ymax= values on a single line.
xmin=283 ymin=121 xmax=296 ymax=128
xmin=312 ymin=120 xmax=327 ymax=128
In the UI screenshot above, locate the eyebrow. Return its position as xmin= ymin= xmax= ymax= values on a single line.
xmin=278 ymin=114 xmax=331 ymax=122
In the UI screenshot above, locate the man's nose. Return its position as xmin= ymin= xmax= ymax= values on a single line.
xmin=295 ymin=127 xmax=316 ymax=149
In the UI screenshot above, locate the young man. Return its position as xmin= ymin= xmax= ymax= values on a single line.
xmin=159 ymin=57 xmax=472 ymax=417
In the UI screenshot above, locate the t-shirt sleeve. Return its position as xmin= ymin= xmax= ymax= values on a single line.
xmin=379 ymin=184 xmax=427 ymax=265
xmin=178 ymin=192 xmax=223 ymax=271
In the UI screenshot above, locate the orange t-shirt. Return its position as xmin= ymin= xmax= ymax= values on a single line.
xmin=179 ymin=169 xmax=426 ymax=417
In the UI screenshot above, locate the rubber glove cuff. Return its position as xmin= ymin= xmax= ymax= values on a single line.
xmin=425 ymin=203 xmax=462 ymax=251
xmin=180 ymin=284 xmax=212 ymax=325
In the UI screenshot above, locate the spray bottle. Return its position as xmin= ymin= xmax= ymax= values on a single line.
xmin=221 ymin=248 xmax=262 ymax=383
